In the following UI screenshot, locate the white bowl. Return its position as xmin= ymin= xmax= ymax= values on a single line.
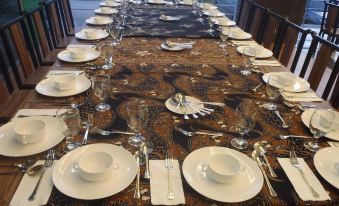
xmin=231 ymin=29 xmax=245 ymax=38
xmin=14 ymin=119 xmax=46 ymax=144
xmin=82 ymin=29 xmax=97 ymax=38
xmin=335 ymin=162 xmax=339 ymax=173
xmin=54 ymin=75 xmax=76 ymax=91
xmin=100 ymin=7 xmax=111 ymax=13
xmin=91 ymin=17 xmax=105 ymax=24
xmin=201 ymin=3 xmax=216 ymax=10
xmin=206 ymin=154 xmax=243 ymax=184
xmin=78 ymin=151 xmax=119 ymax=182
xmin=68 ymin=48 xmax=86 ymax=60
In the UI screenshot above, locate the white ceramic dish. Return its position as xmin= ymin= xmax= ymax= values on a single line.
xmin=161 ymin=43 xmax=186 ymax=51
xmin=52 ymin=143 xmax=137 ymax=200
xmin=229 ymin=29 xmax=252 ymax=40
xmin=148 ymin=0 xmax=167 ymax=4
xmin=85 ymin=16 xmax=113 ymax=25
xmin=314 ymin=147 xmax=339 ymax=189
xmin=14 ymin=119 xmax=46 ymax=144
xmin=179 ymin=1 xmax=193 ymax=5
xmin=159 ymin=15 xmax=181 ymax=21
xmin=99 ymin=1 xmax=121 ymax=7
xmin=237 ymin=46 xmax=273 ymax=59
xmin=95 ymin=7 xmax=118 ymax=15
xmin=57 ymin=48 xmax=100 ymax=63
xmin=301 ymin=109 xmax=339 ymax=141
xmin=203 ymin=10 xmax=225 ymax=17
xmin=263 ymin=72 xmax=310 ymax=92
xmin=213 ymin=18 xmax=236 ymax=27
xmin=36 ymin=75 xmax=91 ymax=97
xmin=75 ymin=29 xmax=109 ymax=40
xmin=199 ymin=3 xmax=217 ymax=10
xmin=0 ymin=116 xmax=64 ymax=157
xmin=53 ymin=74 xmax=77 ymax=91
xmin=165 ymin=96 xmax=204 ymax=115
xmin=182 ymin=146 xmax=263 ymax=202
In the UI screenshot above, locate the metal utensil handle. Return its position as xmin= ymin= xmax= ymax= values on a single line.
xmin=274 ymin=111 xmax=288 ymax=127
xmin=167 ymin=168 xmax=174 ymax=199
xmin=195 ymin=131 xmax=223 ymax=136
xmin=259 ymin=163 xmax=277 ymax=197
xmin=28 ymin=169 xmax=46 ymax=201
xmin=111 ymin=130 xmax=135 ymax=135
xmin=263 ymin=154 xmax=277 ymax=177
xmin=133 ymin=157 xmax=141 ymax=198
xmin=144 ymin=153 xmax=151 ymax=179
xmin=82 ymin=126 xmax=90 ymax=145
xmin=297 ymin=168 xmax=320 ymax=198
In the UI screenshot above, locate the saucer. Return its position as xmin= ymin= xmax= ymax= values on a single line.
xmin=314 ymin=147 xmax=339 ymax=189
xmin=95 ymin=8 xmax=118 ymax=15
xmin=165 ymin=96 xmax=205 ymax=115
xmin=75 ymin=29 xmax=109 ymax=40
xmin=85 ymin=17 xmax=113 ymax=25
xmin=237 ymin=46 xmax=273 ymax=58
xmin=99 ymin=2 xmax=121 ymax=7
xmin=57 ymin=48 xmax=100 ymax=62
xmin=148 ymin=0 xmax=167 ymax=4
xmin=262 ymin=72 xmax=310 ymax=92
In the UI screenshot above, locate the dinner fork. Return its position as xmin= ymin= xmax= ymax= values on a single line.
xmin=28 ymin=149 xmax=55 ymax=201
xmin=165 ymin=152 xmax=175 ymax=200
xmin=289 ymin=151 xmax=320 ymax=198
xmin=176 ymin=126 xmax=223 ymax=137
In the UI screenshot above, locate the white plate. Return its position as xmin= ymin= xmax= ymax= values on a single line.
xmin=75 ymin=29 xmax=109 ymax=40
xmin=36 ymin=75 xmax=91 ymax=97
xmin=301 ymin=109 xmax=339 ymax=141
xmin=179 ymin=1 xmax=193 ymax=5
xmin=182 ymin=146 xmax=263 ymax=203
xmin=148 ymin=0 xmax=167 ymax=4
xmin=262 ymin=72 xmax=310 ymax=92
xmin=52 ymin=143 xmax=137 ymax=200
xmin=203 ymin=11 xmax=225 ymax=17
xmin=161 ymin=43 xmax=186 ymax=51
xmin=95 ymin=8 xmax=118 ymax=15
xmin=199 ymin=3 xmax=217 ymax=10
xmin=213 ymin=18 xmax=236 ymax=27
xmin=237 ymin=46 xmax=273 ymax=59
xmin=0 ymin=116 xmax=64 ymax=157
xmin=230 ymin=31 xmax=252 ymax=40
xmin=85 ymin=17 xmax=113 ymax=25
xmin=314 ymin=147 xmax=339 ymax=189
xmin=57 ymin=48 xmax=100 ymax=63
xmin=159 ymin=15 xmax=181 ymax=21
xmin=99 ymin=2 xmax=121 ymax=7
xmin=165 ymin=96 xmax=204 ymax=115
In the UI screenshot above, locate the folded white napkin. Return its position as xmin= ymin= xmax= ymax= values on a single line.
xmin=13 ymin=109 xmax=59 ymax=120
xmin=278 ymin=158 xmax=330 ymax=201
xmin=10 ymin=160 xmax=56 ymax=206
xmin=252 ymin=60 xmax=281 ymax=67
xmin=150 ymin=160 xmax=185 ymax=205
xmin=328 ymin=141 xmax=339 ymax=147
xmin=67 ymin=44 xmax=95 ymax=49
xmin=165 ymin=42 xmax=193 ymax=49
xmin=231 ymin=40 xmax=257 ymax=46
xmin=281 ymin=91 xmax=323 ymax=102
xmin=46 ymin=70 xmax=84 ymax=77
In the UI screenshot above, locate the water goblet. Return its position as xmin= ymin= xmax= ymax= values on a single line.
xmin=126 ymin=99 xmax=148 ymax=147
xmin=219 ymin=27 xmax=230 ymax=54
xmin=57 ymin=106 xmax=81 ymax=153
xmin=263 ymin=75 xmax=292 ymax=111
xmin=98 ymin=43 xmax=114 ymax=70
xmin=93 ymin=74 xmax=112 ymax=112
xmin=231 ymin=99 xmax=257 ymax=150
xmin=109 ymin=26 xmax=121 ymax=46
xmin=240 ymin=46 xmax=256 ymax=75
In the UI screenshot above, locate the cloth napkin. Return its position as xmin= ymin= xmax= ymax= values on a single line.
xmin=277 ymin=158 xmax=331 ymax=201
xmin=252 ymin=60 xmax=281 ymax=67
xmin=281 ymin=91 xmax=323 ymax=102
xmin=67 ymin=44 xmax=95 ymax=49
xmin=231 ymin=40 xmax=257 ymax=46
xmin=328 ymin=141 xmax=339 ymax=147
xmin=150 ymin=160 xmax=185 ymax=205
xmin=46 ymin=70 xmax=84 ymax=77
xmin=13 ymin=109 xmax=59 ymax=120
xmin=165 ymin=42 xmax=193 ymax=49
xmin=10 ymin=160 xmax=56 ymax=206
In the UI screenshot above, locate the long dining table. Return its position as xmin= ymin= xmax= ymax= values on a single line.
xmin=0 ymin=3 xmax=338 ymax=206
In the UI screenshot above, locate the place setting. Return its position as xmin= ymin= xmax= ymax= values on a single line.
xmin=161 ymin=41 xmax=195 ymax=51
xmin=75 ymin=28 xmax=109 ymax=40
xmin=99 ymin=0 xmax=121 ymax=7
xmin=85 ymin=16 xmax=113 ymax=25
xmin=95 ymin=7 xmax=118 ymax=15
xmin=159 ymin=13 xmax=182 ymax=21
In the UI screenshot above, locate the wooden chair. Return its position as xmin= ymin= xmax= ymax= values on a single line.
xmin=43 ymin=0 xmax=73 ymax=49
xmin=244 ymin=2 xmax=266 ymax=42
xmin=236 ymin=0 xmax=253 ymax=30
xmin=319 ymin=2 xmax=339 ymax=43
xmin=0 ymin=15 xmax=51 ymax=89
xmin=57 ymin=0 xmax=75 ymax=36
xmin=300 ymin=32 xmax=339 ymax=108
xmin=26 ymin=6 xmax=62 ymax=66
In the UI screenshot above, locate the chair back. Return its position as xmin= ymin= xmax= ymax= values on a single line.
xmin=58 ymin=0 xmax=75 ymax=35
xmin=319 ymin=2 xmax=339 ymax=42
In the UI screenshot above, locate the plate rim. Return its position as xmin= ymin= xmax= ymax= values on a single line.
xmin=237 ymin=46 xmax=273 ymax=58
xmin=57 ymin=48 xmax=100 ymax=63
xmin=262 ymin=72 xmax=310 ymax=92
xmin=314 ymin=147 xmax=339 ymax=189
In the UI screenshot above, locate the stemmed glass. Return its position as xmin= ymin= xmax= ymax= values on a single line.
xmin=240 ymin=47 xmax=256 ymax=75
xmin=57 ymin=106 xmax=81 ymax=152
xmin=219 ymin=27 xmax=230 ymax=55
xmin=304 ymin=109 xmax=335 ymax=152
xmin=126 ymin=99 xmax=149 ymax=148
xmin=231 ymin=99 xmax=257 ymax=150
xmin=207 ymin=17 xmax=215 ymax=34
xmin=93 ymin=74 xmax=112 ymax=112
xmin=109 ymin=26 xmax=121 ymax=47
xmin=98 ymin=43 xmax=113 ymax=70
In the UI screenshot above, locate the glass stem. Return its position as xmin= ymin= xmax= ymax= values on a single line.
xmin=238 ymin=133 xmax=245 ymax=144
xmin=313 ymin=135 xmax=319 ymax=147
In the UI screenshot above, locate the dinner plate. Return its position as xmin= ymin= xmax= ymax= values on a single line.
xmin=57 ymin=48 xmax=100 ymax=63
xmin=203 ymin=10 xmax=225 ymax=17
xmin=237 ymin=46 xmax=273 ymax=59
xmin=165 ymin=96 xmax=205 ymax=115
xmin=85 ymin=17 xmax=113 ymax=25
xmin=148 ymin=0 xmax=167 ymax=4
xmin=0 ymin=116 xmax=64 ymax=157
xmin=75 ymin=29 xmax=109 ymax=40
xmin=182 ymin=146 xmax=263 ymax=203
xmin=314 ymin=147 xmax=339 ymax=189
xmin=179 ymin=1 xmax=193 ymax=5
xmin=159 ymin=15 xmax=181 ymax=21
xmin=36 ymin=75 xmax=91 ymax=97
xmin=99 ymin=2 xmax=121 ymax=7
xmin=199 ymin=3 xmax=217 ymax=10
xmin=262 ymin=72 xmax=310 ymax=92
xmin=212 ymin=18 xmax=236 ymax=27
xmin=95 ymin=8 xmax=118 ymax=15
xmin=301 ymin=109 xmax=339 ymax=141
xmin=52 ymin=143 xmax=137 ymax=200
xmin=229 ymin=30 xmax=252 ymax=40
xmin=161 ymin=43 xmax=186 ymax=51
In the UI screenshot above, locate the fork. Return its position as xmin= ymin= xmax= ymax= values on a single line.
xmin=165 ymin=152 xmax=175 ymax=200
xmin=28 ymin=150 xmax=55 ymax=201
xmin=289 ymin=151 xmax=320 ymax=198
xmin=95 ymin=128 xmax=134 ymax=135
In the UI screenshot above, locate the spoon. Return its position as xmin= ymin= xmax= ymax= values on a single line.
xmin=133 ymin=151 xmax=141 ymax=199
xmin=277 ymin=135 xmax=311 ymax=140
xmin=253 ymin=141 xmax=277 ymax=178
xmin=140 ymin=142 xmax=151 ymax=179
xmin=26 ymin=164 xmax=44 ymax=176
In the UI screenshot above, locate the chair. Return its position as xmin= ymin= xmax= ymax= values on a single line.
xmin=0 ymin=15 xmax=51 ymax=89
xmin=319 ymin=2 xmax=339 ymax=43
xmin=244 ymin=1 xmax=266 ymax=43
xmin=57 ymin=0 xmax=75 ymax=36
xmin=299 ymin=32 xmax=339 ymax=108
xmin=236 ymin=0 xmax=253 ymax=30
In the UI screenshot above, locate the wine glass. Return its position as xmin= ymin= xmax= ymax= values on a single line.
xmin=109 ymin=26 xmax=121 ymax=46
xmin=304 ymin=109 xmax=335 ymax=152
xmin=93 ymin=74 xmax=111 ymax=112
xmin=231 ymin=99 xmax=257 ymax=150
xmin=57 ymin=106 xmax=81 ymax=152
xmin=99 ymin=43 xmax=113 ymax=70
xmin=126 ymin=99 xmax=148 ymax=147
xmin=240 ymin=46 xmax=256 ymax=75
xmin=219 ymin=27 xmax=230 ymax=54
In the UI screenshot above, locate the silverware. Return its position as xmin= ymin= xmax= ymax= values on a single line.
xmin=175 ymin=126 xmax=223 ymax=137
xmin=16 ymin=115 xmax=56 ymax=118
xmin=254 ymin=141 xmax=277 ymax=178
xmin=82 ymin=113 xmax=93 ymax=145
xmin=165 ymin=151 xmax=175 ymax=200
xmin=278 ymin=135 xmax=311 ymax=140
xmin=133 ymin=151 xmax=141 ymax=199
xmin=183 ymin=103 xmax=199 ymax=118
xmin=184 ymin=102 xmax=207 ymax=116
xmin=289 ymin=151 xmax=320 ymax=198
xmin=251 ymin=150 xmax=277 ymax=197
xmin=252 ymin=83 xmax=263 ymax=92
xmin=274 ymin=111 xmax=290 ymax=128
xmin=94 ymin=128 xmax=135 ymax=135
xmin=140 ymin=142 xmax=151 ymax=179
xmin=282 ymin=93 xmax=318 ymax=99
xmin=28 ymin=150 xmax=55 ymax=201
